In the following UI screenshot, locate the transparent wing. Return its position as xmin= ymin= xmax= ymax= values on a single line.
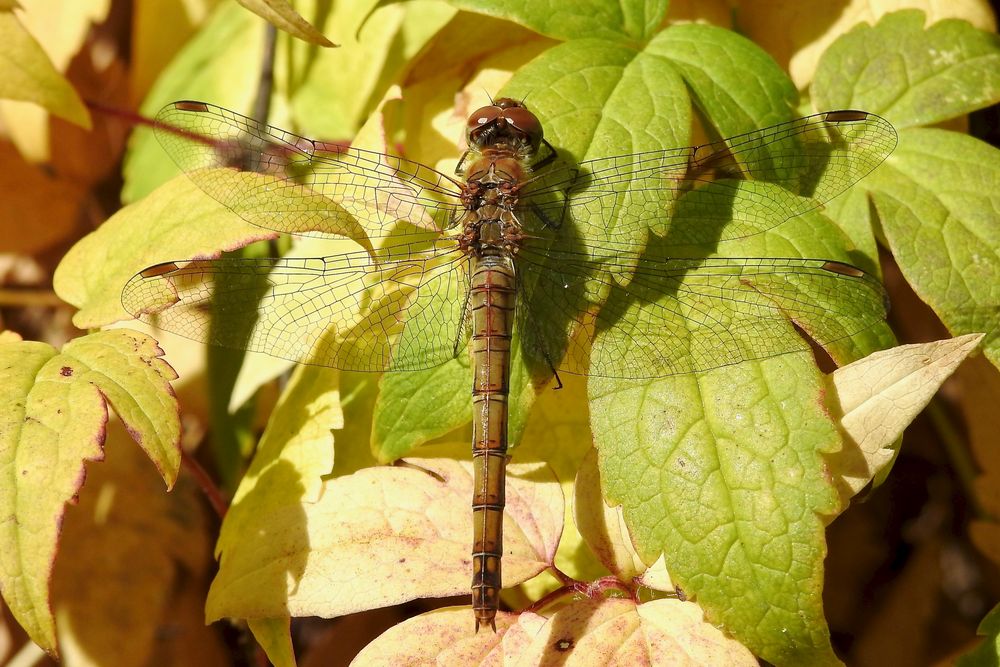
xmin=520 ymin=111 xmax=897 ymax=249
xmin=122 ymin=242 xmax=471 ymax=372
xmin=515 ymin=245 xmax=888 ymax=379
xmin=154 ymin=101 xmax=465 ymax=242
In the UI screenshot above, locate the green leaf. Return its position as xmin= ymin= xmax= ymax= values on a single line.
xmin=289 ymin=0 xmax=456 ymax=142
xmin=0 ymin=329 xmax=179 ymax=653
xmin=648 ymin=23 xmax=798 ymax=137
xmin=125 ymin=1 xmax=456 ymax=203
xmin=590 ymin=355 xmax=842 ymax=665
xmin=812 ymin=10 xmax=1000 ymax=128
xmin=444 ymin=0 xmax=668 ymax=42
xmin=958 ymin=602 xmax=1000 ymax=667
xmin=372 ymin=358 xmax=471 ymax=461
xmin=122 ymin=2 xmax=265 ymax=203
xmin=496 ymin=32 xmax=892 ymax=665
xmin=0 ymin=7 xmax=90 ymax=127
xmin=236 ymin=0 xmax=335 ymax=47
xmin=869 ymin=129 xmax=1000 ymax=369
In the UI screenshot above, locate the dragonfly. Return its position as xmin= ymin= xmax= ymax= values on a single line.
xmin=122 ymin=98 xmax=897 ymax=631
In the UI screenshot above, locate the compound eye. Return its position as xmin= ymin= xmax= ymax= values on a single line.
xmin=502 ymin=106 xmax=543 ymax=143
xmin=467 ymin=105 xmax=502 ymax=129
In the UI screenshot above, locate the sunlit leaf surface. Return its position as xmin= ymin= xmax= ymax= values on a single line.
xmin=0 ymin=330 xmax=179 ymax=653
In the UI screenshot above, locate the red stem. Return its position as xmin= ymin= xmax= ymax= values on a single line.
xmin=180 ymin=449 xmax=228 ymax=519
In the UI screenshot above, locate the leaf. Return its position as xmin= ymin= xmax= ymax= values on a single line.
xmin=372 ymin=358 xmax=471 ymax=461
xmin=357 ymin=598 xmax=756 ymax=664
xmin=53 ymin=176 xmax=280 ymax=329
xmin=206 ymin=454 xmax=562 ymax=621
xmin=352 ymin=607 xmax=523 ymax=665
xmin=518 ymin=598 xmax=757 ymax=665
xmin=0 ymin=140 xmax=85 ymax=255
xmin=122 ymin=2 xmax=264 ymax=203
xmin=740 ymin=0 xmax=998 ymax=90
xmin=574 ymin=447 xmax=650 ymax=584
xmin=288 ymin=0 xmax=456 ymax=141
xmin=208 ymin=362 xmax=339 ymax=635
xmin=869 ymin=129 xmax=1000 ymax=369
xmin=0 ymin=7 xmax=90 ymax=128
xmin=517 ymin=372 xmax=606 ymax=598
xmin=444 ymin=0 xmax=669 ymax=42
xmin=125 ymin=1 xmax=455 ymax=203
xmin=235 ymin=0 xmax=335 ymax=47
xmin=826 ymin=334 xmax=984 ymax=500
xmin=247 ymin=617 xmax=295 ymax=667
xmin=0 ymin=329 xmax=180 ymax=653
xmin=50 ymin=421 xmax=217 ymax=664
xmin=958 ymin=603 xmax=1000 ymax=667
xmin=812 ymin=10 xmax=1000 ymax=129
xmin=590 ymin=354 xmax=844 ymax=666
xmin=130 ymin=0 xmax=221 ymax=101
xmin=647 ymin=22 xmax=798 ymax=138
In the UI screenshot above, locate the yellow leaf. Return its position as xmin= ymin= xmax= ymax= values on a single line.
xmin=352 ymin=607 xmax=522 ymax=665
xmin=517 ymin=373 xmax=606 ymax=600
xmin=574 ymin=446 xmax=650 ymax=583
xmin=236 ymin=0 xmax=335 ymax=47
xmin=0 ymin=329 xmax=180 ymax=653
xmin=356 ymin=598 xmax=756 ymax=664
xmin=206 ymin=457 xmax=562 ymax=621
xmin=518 ymin=598 xmax=757 ymax=665
xmin=248 ymin=618 xmax=295 ymax=667
xmin=826 ymin=334 xmax=984 ymax=500
xmin=0 ymin=8 xmax=89 ymax=130
xmin=54 ymin=176 xmax=280 ymax=329
xmin=131 ymin=0 xmax=221 ymax=101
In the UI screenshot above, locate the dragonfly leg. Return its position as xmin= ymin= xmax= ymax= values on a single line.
xmin=455 ymin=149 xmax=472 ymax=176
xmin=530 ymin=138 xmax=558 ymax=171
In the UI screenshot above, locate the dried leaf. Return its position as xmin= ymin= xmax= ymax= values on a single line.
xmin=826 ymin=334 xmax=984 ymax=499
xmin=236 ymin=0 xmax=335 ymax=47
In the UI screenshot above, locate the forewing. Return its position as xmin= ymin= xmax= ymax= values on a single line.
xmin=154 ymin=101 xmax=465 ymax=245
xmin=515 ymin=246 xmax=888 ymax=379
xmin=122 ymin=243 xmax=470 ymax=372
xmin=521 ymin=111 xmax=897 ymax=251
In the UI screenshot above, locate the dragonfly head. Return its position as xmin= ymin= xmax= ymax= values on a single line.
xmin=466 ymin=98 xmax=543 ymax=154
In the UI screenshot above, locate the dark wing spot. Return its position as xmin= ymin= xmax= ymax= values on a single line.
xmin=140 ymin=262 xmax=180 ymax=278
xmin=60 ymin=366 xmax=73 ymax=377
xmin=174 ymin=101 xmax=210 ymax=113
xmin=821 ymin=260 xmax=865 ymax=278
xmin=824 ymin=110 xmax=869 ymax=123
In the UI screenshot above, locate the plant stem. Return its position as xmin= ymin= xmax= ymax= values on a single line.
xmin=181 ymin=449 xmax=228 ymax=519
xmin=0 ymin=288 xmax=65 ymax=307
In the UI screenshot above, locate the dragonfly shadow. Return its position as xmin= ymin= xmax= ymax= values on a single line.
xmin=588 ymin=182 xmax=741 ymax=375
